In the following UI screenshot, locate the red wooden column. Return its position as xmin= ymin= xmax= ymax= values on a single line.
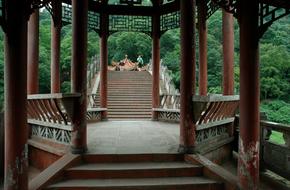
xmin=179 ymin=0 xmax=195 ymax=153
xmin=4 ymin=1 xmax=28 ymax=189
xmin=238 ymin=1 xmax=260 ymax=189
xmin=71 ymin=0 xmax=88 ymax=154
xmin=222 ymin=10 xmax=234 ymax=95
xmin=99 ymin=13 xmax=109 ymax=119
xmin=151 ymin=11 xmax=160 ymax=120
xmin=198 ymin=0 xmax=207 ymax=95
xmin=51 ymin=0 xmax=62 ymax=93
xmin=27 ymin=10 xmax=39 ymax=94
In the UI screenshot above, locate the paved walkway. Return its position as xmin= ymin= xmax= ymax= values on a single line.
xmin=87 ymin=121 xmax=179 ymax=154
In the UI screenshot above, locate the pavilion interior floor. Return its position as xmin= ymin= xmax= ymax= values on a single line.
xmin=23 ymin=120 xmax=290 ymax=190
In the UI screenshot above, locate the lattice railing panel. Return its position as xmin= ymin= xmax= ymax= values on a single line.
xmin=109 ymin=15 xmax=152 ymax=35
xmin=160 ymin=11 xmax=180 ymax=32
xmin=196 ymin=125 xmax=229 ymax=143
xmin=31 ymin=124 xmax=72 ymax=144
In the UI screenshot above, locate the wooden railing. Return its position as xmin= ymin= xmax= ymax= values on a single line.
xmin=27 ymin=93 xmax=81 ymax=145
xmin=159 ymin=93 xmax=180 ymax=109
xmin=148 ymin=59 xmax=180 ymax=95
xmin=260 ymin=120 xmax=290 ymax=180
xmin=192 ymin=95 xmax=239 ymax=153
xmin=87 ymin=55 xmax=100 ymax=89
xmin=154 ymin=95 xmax=240 ymax=153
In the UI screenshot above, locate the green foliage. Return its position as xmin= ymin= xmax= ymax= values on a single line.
xmin=108 ymin=32 xmax=151 ymax=64
xmin=261 ymin=100 xmax=290 ymax=124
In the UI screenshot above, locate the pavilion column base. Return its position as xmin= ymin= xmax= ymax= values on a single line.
xmin=178 ymin=145 xmax=196 ymax=154
xmin=151 ymin=111 xmax=158 ymax=121
xmin=70 ymin=146 xmax=87 ymax=154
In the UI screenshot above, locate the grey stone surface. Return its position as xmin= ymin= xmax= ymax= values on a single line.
xmin=87 ymin=121 xmax=179 ymax=154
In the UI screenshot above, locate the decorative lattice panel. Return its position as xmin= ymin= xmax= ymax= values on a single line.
xmin=196 ymin=125 xmax=229 ymax=144
xmin=160 ymin=11 xmax=180 ymax=33
xmin=62 ymin=4 xmax=72 ymax=26
xmin=162 ymin=0 xmax=176 ymax=5
xmin=88 ymin=11 xmax=100 ymax=32
xmin=120 ymin=0 xmax=142 ymax=5
xmin=206 ymin=0 xmax=219 ymax=19
xmin=31 ymin=124 xmax=72 ymax=145
xmin=259 ymin=3 xmax=290 ymax=36
xmin=62 ymin=4 xmax=100 ymax=32
xmin=109 ymin=15 xmax=152 ymax=35
xmin=0 ymin=0 xmax=3 ymax=17
xmin=44 ymin=1 xmax=53 ymax=17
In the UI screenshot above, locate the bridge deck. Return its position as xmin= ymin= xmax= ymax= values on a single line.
xmin=87 ymin=121 xmax=179 ymax=154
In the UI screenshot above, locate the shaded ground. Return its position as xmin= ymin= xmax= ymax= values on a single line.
xmin=87 ymin=120 xmax=179 ymax=154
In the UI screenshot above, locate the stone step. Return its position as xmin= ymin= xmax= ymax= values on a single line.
xmin=82 ymin=154 xmax=184 ymax=163
xmin=108 ymin=112 xmax=151 ymax=115
xmin=46 ymin=177 xmax=223 ymax=190
xmin=65 ymin=162 xmax=203 ymax=179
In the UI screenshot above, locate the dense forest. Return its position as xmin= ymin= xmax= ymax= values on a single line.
xmin=0 ymin=10 xmax=289 ymax=124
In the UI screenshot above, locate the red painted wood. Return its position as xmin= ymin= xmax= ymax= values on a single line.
xmin=100 ymin=13 xmax=109 ymax=119
xmin=151 ymin=12 xmax=160 ymax=120
xmin=71 ymin=0 xmax=88 ymax=154
xmin=27 ymin=10 xmax=39 ymax=94
xmin=51 ymin=0 xmax=62 ymax=93
xmin=222 ymin=10 xmax=235 ymax=95
xmin=179 ymin=0 xmax=195 ymax=153
xmin=4 ymin=0 xmax=28 ymax=189
xmin=238 ymin=1 xmax=260 ymax=189
xmin=198 ymin=0 xmax=208 ymax=96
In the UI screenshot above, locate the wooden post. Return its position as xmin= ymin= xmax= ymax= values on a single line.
xmin=238 ymin=1 xmax=260 ymax=189
xmin=71 ymin=0 xmax=88 ymax=154
xmin=27 ymin=10 xmax=39 ymax=94
xmin=151 ymin=10 xmax=160 ymax=120
xmin=99 ymin=12 xmax=109 ymax=120
xmin=222 ymin=10 xmax=234 ymax=95
xmin=179 ymin=0 xmax=195 ymax=153
xmin=198 ymin=0 xmax=207 ymax=96
xmin=4 ymin=0 xmax=28 ymax=189
xmin=51 ymin=0 xmax=62 ymax=93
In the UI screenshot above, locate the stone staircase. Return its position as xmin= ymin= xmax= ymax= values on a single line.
xmin=96 ymin=71 xmax=152 ymax=120
xmin=40 ymin=154 xmax=224 ymax=190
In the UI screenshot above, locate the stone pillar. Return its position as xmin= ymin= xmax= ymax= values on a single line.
xmin=238 ymin=1 xmax=260 ymax=189
xmin=222 ymin=10 xmax=234 ymax=95
xmin=4 ymin=1 xmax=28 ymax=189
xmin=27 ymin=10 xmax=39 ymax=94
xmin=152 ymin=12 xmax=160 ymax=120
xmin=51 ymin=0 xmax=62 ymax=93
xmin=99 ymin=13 xmax=109 ymax=120
xmin=198 ymin=0 xmax=207 ymax=96
xmin=71 ymin=0 xmax=88 ymax=154
xmin=179 ymin=0 xmax=195 ymax=153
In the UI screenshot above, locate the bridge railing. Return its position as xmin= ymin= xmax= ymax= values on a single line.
xmin=234 ymin=115 xmax=290 ymax=180
xmin=260 ymin=120 xmax=290 ymax=180
xmin=87 ymin=55 xmax=100 ymax=89
xmin=148 ymin=59 xmax=179 ymax=94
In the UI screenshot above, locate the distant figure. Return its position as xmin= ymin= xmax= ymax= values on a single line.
xmin=137 ymin=55 xmax=144 ymax=68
